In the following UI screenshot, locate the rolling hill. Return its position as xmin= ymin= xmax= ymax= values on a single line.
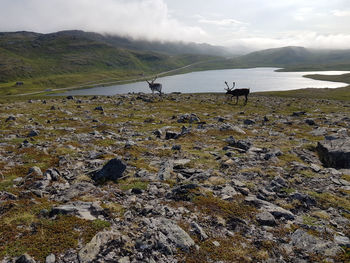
xmin=0 ymin=30 xmax=219 ymax=83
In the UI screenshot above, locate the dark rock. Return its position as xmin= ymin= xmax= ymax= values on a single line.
xmin=165 ymin=131 xmax=180 ymax=140
xmin=131 ymin=188 xmax=143 ymax=194
xmin=316 ymin=138 xmax=350 ymax=168
xmin=94 ymin=106 xmax=104 ymax=111
xmin=305 ymin=119 xmax=316 ymax=125
xmin=290 ymin=192 xmax=316 ymax=207
xmin=16 ymin=254 xmax=36 ymax=263
xmin=243 ymin=119 xmax=255 ymax=125
xmin=27 ymin=130 xmax=39 ymax=137
xmin=256 ymin=211 xmax=276 ymax=226
xmin=92 ymin=158 xmax=127 ymax=182
xmin=153 ymin=129 xmax=162 ymax=138
xmin=0 ymin=191 xmax=18 ymax=202
xmin=5 ymin=116 xmax=16 ymax=122
xmin=292 ymin=111 xmax=306 ymax=117
xmin=177 ymin=113 xmax=200 ymax=123
xmin=167 ymin=184 xmax=200 ymax=201
xmin=66 ymin=96 xmax=74 ymax=100
xmin=44 ymin=168 xmax=60 ymax=181
xmin=172 ymin=145 xmax=181 ymax=151
xmin=226 ymin=136 xmax=251 ymax=151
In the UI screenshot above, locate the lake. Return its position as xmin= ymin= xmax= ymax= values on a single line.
xmin=54 ymin=68 xmax=350 ymax=96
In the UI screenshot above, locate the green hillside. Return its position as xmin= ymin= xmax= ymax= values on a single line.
xmin=0 ymin=31 xmax=215 ymax=95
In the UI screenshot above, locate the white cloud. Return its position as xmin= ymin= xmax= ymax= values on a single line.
xmin=0 ymin=0 xmax=207 ymax=42
xmin=198 ymin=18 xmax=247 ymax=27
xmin=332 ymin=9 xmax=350 ymax=17
xmin=293 ymin=8 xmax=314 ymax=21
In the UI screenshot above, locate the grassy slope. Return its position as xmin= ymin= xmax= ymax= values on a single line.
xmin=0 ymin=32 xmax=213 ymax=95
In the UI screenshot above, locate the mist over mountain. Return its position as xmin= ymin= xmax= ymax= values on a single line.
xmin=1 ymin=30 xmax=350 ymax=84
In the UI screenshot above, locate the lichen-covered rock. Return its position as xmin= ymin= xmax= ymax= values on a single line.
xmin=79 ymin=230 xmax=121 ymax=263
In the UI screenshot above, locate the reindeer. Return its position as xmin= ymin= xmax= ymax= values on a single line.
xmin=224 ymin=81 xmax=250 ymax=105
xmin=146 ymin=76 xmax=162 ymax=95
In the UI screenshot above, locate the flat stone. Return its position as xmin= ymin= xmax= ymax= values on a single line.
xmin=50 ymin=201 xmax=105 ymax=220
xmin=157 ymin=218 xmax=195 ymax=251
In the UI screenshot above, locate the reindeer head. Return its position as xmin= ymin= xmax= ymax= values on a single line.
xmin=224 ymin=81 xmax=235 ymax=91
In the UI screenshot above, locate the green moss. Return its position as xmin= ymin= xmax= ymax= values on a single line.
xmin=193 ymin=194 xmax=256 ymax=220
xmin=0 ymin=197 xmax=110 ymax=262
xmin=118 ymin=179 xmax=149 ymax=191
xmin=185 ymin=236 xmax=268 ymax=263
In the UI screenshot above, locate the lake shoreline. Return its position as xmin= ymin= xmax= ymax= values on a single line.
xmin=52 ymin=68 xmax=350 ymax=97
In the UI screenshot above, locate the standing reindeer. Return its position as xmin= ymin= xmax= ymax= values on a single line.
xmin=224 ymin=81 xmax=250 ymax=105
xmin=146 ymin=76 xmax=162 ymax=95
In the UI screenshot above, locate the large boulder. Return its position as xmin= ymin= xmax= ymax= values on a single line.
xmin=92 ymin=158 xmax=126 ymax=182
xmin=316 ymin=138 xmax=350 ymax=169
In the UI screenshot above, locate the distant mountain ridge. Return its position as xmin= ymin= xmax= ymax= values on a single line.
xmin=191 ymin=46 xmax=350 ymax=71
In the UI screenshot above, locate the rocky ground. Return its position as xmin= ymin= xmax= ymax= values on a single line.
xmin=0 ymin=93 xmax=349 ymax=263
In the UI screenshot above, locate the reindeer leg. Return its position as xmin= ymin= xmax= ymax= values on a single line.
xmin=236 ymin=96 xmax=238 ymax=104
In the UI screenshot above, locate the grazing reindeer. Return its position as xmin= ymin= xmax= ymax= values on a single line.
xmin=224 ymin=81 xmax=250 ymax=105
xmin=146 ymin=76 xmax=162 ymax=95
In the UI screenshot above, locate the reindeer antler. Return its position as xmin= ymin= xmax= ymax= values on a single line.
xmin=224 ymin=81 xmax=232 ymax=91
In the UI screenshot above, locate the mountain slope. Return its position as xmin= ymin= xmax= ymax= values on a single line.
xmin=0 ymin=31 xmax=214 ymax=83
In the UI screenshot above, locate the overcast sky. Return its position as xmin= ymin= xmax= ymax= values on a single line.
xmin=1 ymin=0 xmax=350 ymax=51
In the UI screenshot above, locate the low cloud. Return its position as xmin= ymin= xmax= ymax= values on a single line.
xmin=229 ymin=32 xmax=350 ymax=51
xmin=198 ymin=18 xmax=247 ymax=27
xmin=0 ymin=0 xmax=206 ymax=42
xmin=332 ymin=9 xmax=350 ymax=17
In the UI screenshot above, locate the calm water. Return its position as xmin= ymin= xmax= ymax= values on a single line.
xmin=55 ymin=68 xmax=350 ymax=96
